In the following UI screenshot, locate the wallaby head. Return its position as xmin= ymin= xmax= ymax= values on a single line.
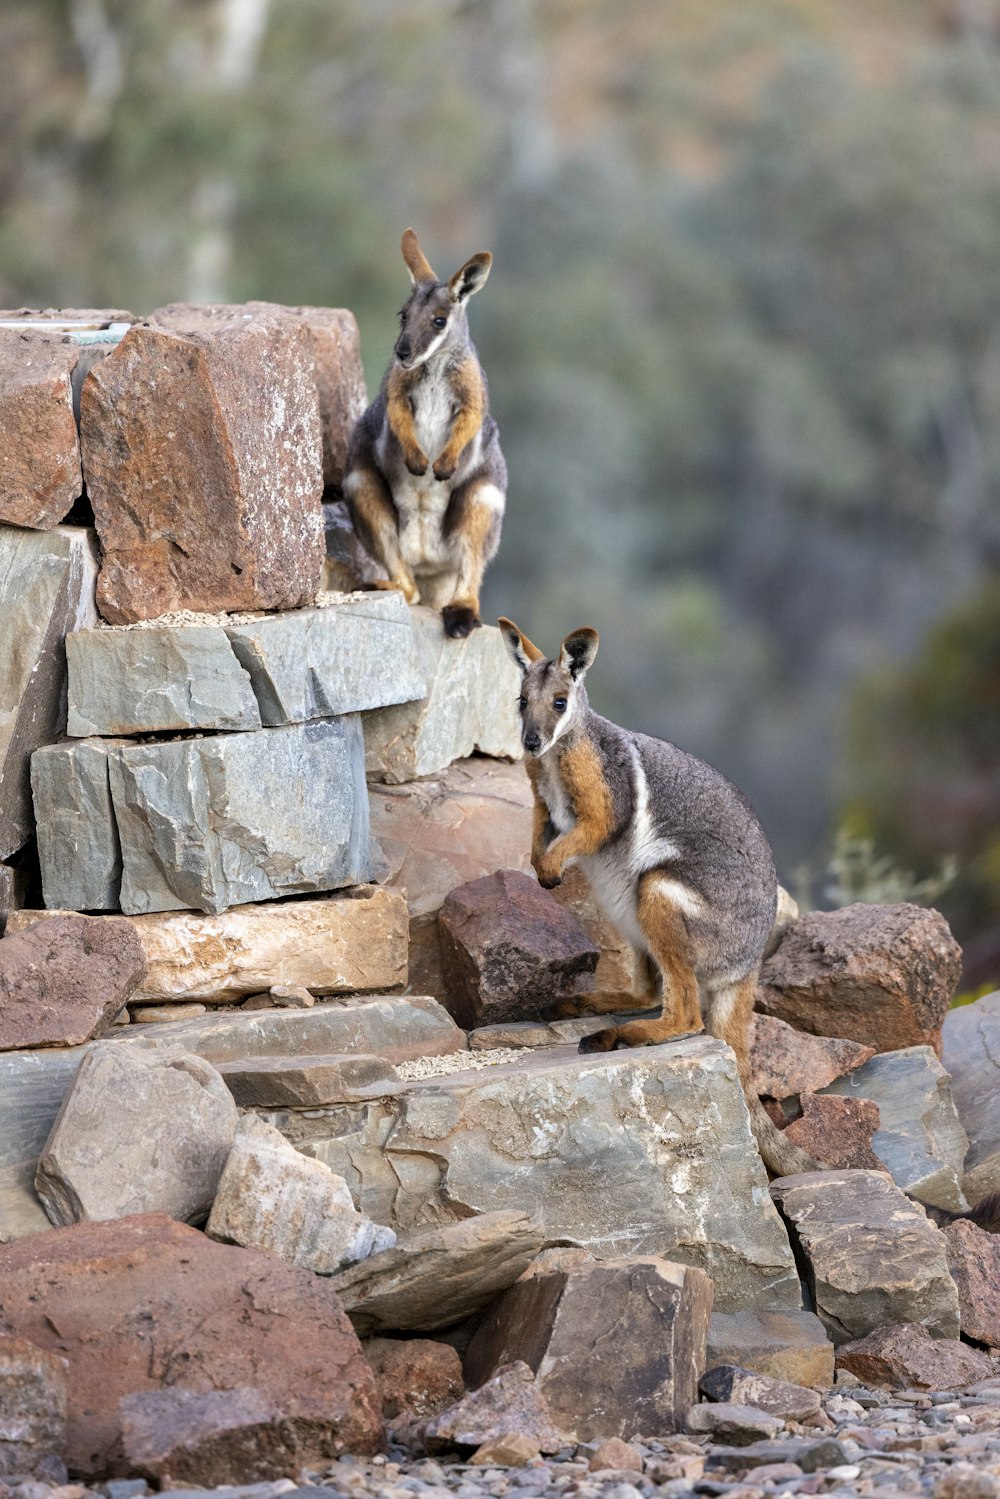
xmin=498 ymin=617 xmax=599 ymax=757
xmin=394 ymin=228 xmax=492 ymax=371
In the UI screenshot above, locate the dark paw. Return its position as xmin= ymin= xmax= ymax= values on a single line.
xmin=433 ymin=461 xmax=456 ymax=482
xmin=406 ymin=456 xmax=428 ymax=477
xmin=537 ymin=873 xmax=562 ymax=890
xmin=442 ymin=605 xmax=482 ymax=639
xmin=544 ymin=998 xmax=583 ymax=1021
xmin=579 ymin=1028 xmax=619 ymax=1054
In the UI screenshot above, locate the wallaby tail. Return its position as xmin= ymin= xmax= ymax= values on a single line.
xmin=748 ymin=1092 xmax=823 ymax=1179
xmin=926 ymin=1191 xmax=1000 ymax=1236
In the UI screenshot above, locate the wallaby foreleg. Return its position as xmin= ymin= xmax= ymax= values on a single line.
xmin=344 ymin=466 xmax=420 ymax=604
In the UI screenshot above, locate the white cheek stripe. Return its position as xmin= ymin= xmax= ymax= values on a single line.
xmin=537 ymin=687 xmax=576 ymax=755
xmin=408 ymin=327 xmax=450 ymax=368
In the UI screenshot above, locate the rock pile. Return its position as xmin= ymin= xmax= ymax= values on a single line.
xmin=1 ymin=302 xmax=998 ymax=1494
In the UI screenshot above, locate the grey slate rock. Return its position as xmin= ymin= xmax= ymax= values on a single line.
xmin=0 ymin=525 xmax=98 ymax=859
xmin=941 ymin=989 xmax=1000 ymax=1202
xmin=705 ymin=1437 xmax=850 ymax=1474
xmin=66 ymin=625 xmax=262 ymax=736
xmin=109 ymin=716 xmax=372 ymax=914
xmin=822 ymin=1045 xmax=970 ymax=1213
xmin=31 ymin=738 xmax=124 ymax=911
xmin=0 ymin=860 xmax=26 ymax=937
xmin=698 ymin=1365 xmax=822 ymax=1420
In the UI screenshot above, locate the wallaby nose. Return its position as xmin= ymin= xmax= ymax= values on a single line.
xmin=523 ymin=730 xmax=541 ymax=754
xmin=396 ymin=336 xmax=411 ymax=363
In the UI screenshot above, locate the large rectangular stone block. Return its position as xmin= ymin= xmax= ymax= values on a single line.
xmin=0 ymin=526 xmax=98 ymax=858
xmin=10 ymin=889 xmax=408 ymax=1004
xmin=269 ymin=1037 xmax=803 ymax=1314
xmin=363 ymin=608 xmax=521 ymax=783
xmin=0 ymin=332 xmax=83 ymax=529
xmin=31 ymin=740 xmax=123 ymax=911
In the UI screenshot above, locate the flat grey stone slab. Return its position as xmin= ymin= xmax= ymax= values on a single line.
xmin=107 ymin=717 xmax=371 ymax=915
xmin=217 ymin=1053 xmax=400 ymax=1107
xmin=941 ymin=990 xmax=1000 ymax=1202
xmin=31 ymin=739 xmax=124 ymax=911
xmin=66 ymin=626 xmax=262 ymax=736
xmin=271 ymin=1037 xmax=802 ymax=1315
xmin=363 ymin=608 xmax=521 ymax=783
xmin=0 ymin=526 xmax=98 ymax=859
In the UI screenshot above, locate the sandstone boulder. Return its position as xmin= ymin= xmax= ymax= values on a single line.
xmin=0 ymin=331 xmax=82 ymax=528
xmin=327 ymin=1210 xmax=553 ymax=1334
xmin=362 ymin=1339 xmax=464 ymax=1420
xmin=943 ymin=1218 xmax=1000 ymax=1349
xmin=10 ymin=888 xmax=408 ymax=1005
xmin=35 ymin=1042 xmax=237 ymax=1227
xmin=823 ymin=1046 xmax=970 ymax=1212
xmin=0 ymin=525 xmax=98 ymax=858
xmin=439 ymin=870 xmax=600 ymax=1028
xmin=120 ymin=1386 xmax=304 ymax=1488
xmin=363 ymin=609 xmax=521 ymax=783
xmin=941 ymin=990 xmax=1000 ymax=1202
xmin=206 ymin=1115 xmax=395 ymax=1273
xmin=80 ymin=314 xmax=324 ymax=623
xmin=705 ymin=1310 xmax=835 ymax=1390
xmin=835 ymin=1322 xmax=998 ymax=1391
xmin=286 ymin=1039 xmax=802 ymax=1314
xmin=465 ymin=1255 xmax=713 ymax=1440
xmin=770 ymin=1169 xmax=960 ymax=1344
xmin=758 ymin=903 xmax=962 ymax=1054
xmin=422 ymin=1362 xmax=566 ymax=1455
xmin=0 ymin=1214 xmax=383 ymax=1474
xmin=0 ymin=915 xmax=145 ymax=1052
xmin=749 ymin=1014 xmax=875 ymax=1100
xmin=0 ymin=1335 xmax=67 ymax=1477
xmin=698 ymin=1365 xmax=822 ymax=1420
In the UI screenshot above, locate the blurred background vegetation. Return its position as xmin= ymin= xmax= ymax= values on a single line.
xmin=2 ymin=0 xmax=998 ymax=982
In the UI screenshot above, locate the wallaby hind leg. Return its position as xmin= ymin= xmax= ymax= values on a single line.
xmin=345 ymin=466 xmax=420 ymax=604
xmin=579 ymin=874 xmax=704 ymax=1053
xmin=549 ymin=950 xmax=659 ymax=1020
xmin=441 ymin=476 xmax=504 ymax=637
xmin=705 ymin=975 xmax=820 ymax=1177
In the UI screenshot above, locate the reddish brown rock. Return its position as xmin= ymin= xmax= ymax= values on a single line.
xmin=750 ymin=1014 xmax=875 ymax=1100
xmin=780 ymin=1094 xmax=885 ymax=1172
xmin=548 ymin=865 xmax=644 ymax=1008
xmin=589 ymin=1437 xmax=644 ymax=1472
xmin=835 ymin=1323 xmax=998 ymax=1391
xmin=943 ymin=1218 xmax=1000 ymax=1349
xmin=0 ymin=1213 xmax=383 ymax=1475
xmin=362 ymin=1338 xmax=464 ymax=1419
xmin=758 ymin=903 xmax=962 ymax=1055
xmin=0 ymin=333 xmax=83 ymax=528
xmin=0 ymin=1335 xmax=68 ymax=1477
xmin=0 ymin=915 xmax=146 ymax=1051
xmin=465 ymin=1256 xmax=713 ymax=1441
xmin=80 ymin=314 xmax=324 ymax=623
xmin=439 ymin=869 xmax=600 ymax=1029
xmin=422 ymin=1362 xmax=566 ymax=1455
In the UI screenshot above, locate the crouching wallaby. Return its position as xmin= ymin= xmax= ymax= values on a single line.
xmin=498 ymin=615 xmax=820 ymax=1179
xmin=344 ymin=229 xmax=507 ymax=639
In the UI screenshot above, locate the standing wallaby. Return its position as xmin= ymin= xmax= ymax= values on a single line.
xmin=344 ymin=229 xmax=507 ymax=639
xmin=498 ymin=615 xmax=820 ymax=1178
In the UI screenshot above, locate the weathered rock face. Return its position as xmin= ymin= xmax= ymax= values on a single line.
xmin=835 ymin=1323 xmax=999 ymax=1392
xmin=749 ymin=1014 xmax=875 ymax=1100
xmin=698 ymin=1365 xmax=822 ymax=1420
xmin=0 ymin=1213 xmax=384 ymax=1474
xmin=0 ymin=525 xmax=99 ymax=858
xmin=422 ymin=1362 xmax=566 ymax=1455
xmin=107 ymin=717 xmax=372 ymax=915
xmin=780 ymin=1093 xmax=885 ymax=1172
xmin=217 ymin=1052 xmax=399 ymax=1108
xmin=822 ymin=1046 xmax=970 ymax=1213
xmin=206 ymin=1115 xmax=395 ymax=1273
xmin=0 ymin=915 xmax=145 ymax=1052
xmin=0 ymin=332 xmax=82 ymax=528
xmin=80 ymin=316 xmax=325 ymax=623
xmin=943 ymin=1219 xmax=1000 ymax=1349
xmin=770 ymin=1169 xmax=960 ymax=1344
xmin=0 ymin=860 xmax=25 ymax=937
xmin=120 ymin=1386 xmax=303 ymax=1488
xmin=282 ymin=1040 xmax=803 ymax=1315
xmin=363 ymin=1338 xmax=464 ymax=1420
xmin=465 ymin=1256 xmax=713 ymax=1441
xmin=0 ymin=1048 xmax=83 ymax=1240
xmin=363 ymin=609 xmax=521 ymax=783
xmin=439 ymin=870 xmax=600 ymax=1029
xmin=10 ymin=888 xmax=408 ymax=1005
xmin=758 ymin=903 xmax=962 ymax=1054
xmin=66 ymin=625 xmax=262 ymax=737
xmin=328 ymin=1211 xmax=555 ymax=1335
xmin=941 ymin=990 xmax=1000 ymax=1202
xmin=0 ymin=1334 xmax=68 ymax=1476
xmin=30 ymin=739 xmax=124 ymax=912
xmin=686 ymin=1402 xmax=783 ymax=1444
xmin=705 ymin=1310 xmax=835 ymax=1390
xmin=35 ymin=1042 xmax=237 ymax=1227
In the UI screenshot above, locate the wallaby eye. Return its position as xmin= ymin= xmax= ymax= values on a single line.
xmin=517 ymin=696 xmax=528 ymax=711
xmin=553 ymin=697 xmax=567 ymax=713
xmin=432 ymin=316 xmax=448 ymax=328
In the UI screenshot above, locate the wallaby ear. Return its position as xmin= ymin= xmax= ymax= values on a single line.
xmin=401 ymin=228 xmax=436 ymax=286
xmin=558 ymin=627 xmax=599 ymax=681
xmin=498 ymin=616 xmax=543 ymax=673
xmin=449 ymin=251 xmax=492 ymax=303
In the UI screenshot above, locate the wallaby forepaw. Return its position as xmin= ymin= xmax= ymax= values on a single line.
xmin=406 ymin=454 xmax=429 ymax=477
xmin=433 ymin=460 xmax=457 ymax=482
xmin=537 ymin=872 xmax=562 ymax=890
xmin=579 ymin=1028 xmax=620 ymax=1054
xmin=442 ymin=604 xmax=481 ymax=639
xmin=545 ymin=997 xmax=585 ymax=1021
